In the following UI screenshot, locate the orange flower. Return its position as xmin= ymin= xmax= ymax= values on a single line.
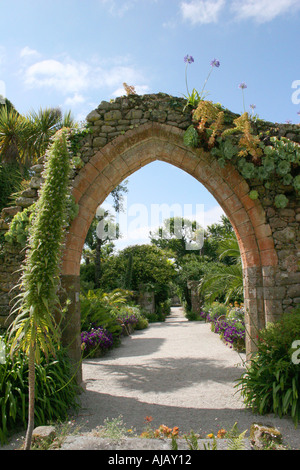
xmin=144 ymin=416 xmax=153 ymax=423
xmin=217 ymin=428 xmax=226 ymax=438
xmin=172 ymin=427 xmax=179 ymax=436
xmin=207 ymin=433 xmax=214 ymax=438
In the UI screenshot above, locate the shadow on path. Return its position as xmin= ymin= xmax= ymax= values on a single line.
xmin=84 ymin=356 xmax=245 ymax=394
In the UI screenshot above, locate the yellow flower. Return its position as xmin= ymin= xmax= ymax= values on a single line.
xmin=207 ymin=433 xmax=214 ymax=438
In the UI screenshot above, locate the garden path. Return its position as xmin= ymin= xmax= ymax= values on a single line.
xmin=2 ymin=307 xmax=299 ymax=450
xmin=71 ymin=307 xmax=299 ymax=447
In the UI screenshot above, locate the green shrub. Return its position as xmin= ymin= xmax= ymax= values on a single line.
xmin=206 ymin=302 xmax=227 ymax=321
xmin=0 ymin=339 xmax=80 ymax=445
xmin=185 ymin=309 xmax=202 ymax=321
xmin=135 ymin=316 xmax=149 ymax=330
xmin=236 ymin=309 xmax=300 ymax=426
xmin=80 ymin=290 xmax=122 ymax=343
xmin=144 ymin=311 xmax=166 ymax=323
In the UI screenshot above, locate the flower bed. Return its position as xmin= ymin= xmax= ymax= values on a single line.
xmin=81 ymin=327 xmax=114 ymax=357
xmin=215 ymin=318 xmax=245 ymax=351
xmin=203 ymin=302 xmax=246 ymax=352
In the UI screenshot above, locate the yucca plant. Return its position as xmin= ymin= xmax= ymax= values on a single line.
xmin=26 ymin=108 xmax=75 ymax=160
xmin=0 ymin=106 xmax=29 ymax=166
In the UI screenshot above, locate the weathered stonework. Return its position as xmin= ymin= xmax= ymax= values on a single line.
xmin=0 ymin=93 xmax=299 ymax=376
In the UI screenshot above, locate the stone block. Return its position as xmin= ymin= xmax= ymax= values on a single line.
xmin=86 ymin=110 xmax=101 ymax=122
xmin=104 ymin=110 xmax=122 ymax=121
xmin=29 ymin=176 xmax=43 ymax=189
xmin=92 ymin=136 xmax=107 ymax=147
xmin=32 ymin=425 xmax=56 ymax=444
xmin=15 ymin=197 xmax=36 ymax=208
xmin=250 ymin=423 xmax=282 ymax=450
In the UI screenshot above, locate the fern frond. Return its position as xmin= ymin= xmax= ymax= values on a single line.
xmin=227 ymin=429 xmax=247 ymax=450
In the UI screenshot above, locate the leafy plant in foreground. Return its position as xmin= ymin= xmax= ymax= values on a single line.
xmin=0 ymin=342 xmax=79 ymax=445
xmin=236 ymin=309 xmax=300 ymax=426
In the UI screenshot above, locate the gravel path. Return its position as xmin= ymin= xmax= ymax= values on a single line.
xmin=2 ymin=307 xmax=299 ymax=450
xmin=69 ymin=307 xmax=299 ymax=448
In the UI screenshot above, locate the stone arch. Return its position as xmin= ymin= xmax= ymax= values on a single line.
xmin=60 ymin=122 xmax=278 ymax=378
xmin=0 ymin=93 xmax=299 ymax=385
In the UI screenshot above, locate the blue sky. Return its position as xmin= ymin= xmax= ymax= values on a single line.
xmin=1 ymin=0 xmax=300 ymax=249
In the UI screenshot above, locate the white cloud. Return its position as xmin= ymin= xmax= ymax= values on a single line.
xmin=64 ymin=93 xmax=86 ymax=106
xmin=231 ymin=0 xmax=300 ymax=23
xmin=23 ymin=56 xmax=148 ymax=98
xmin=180 ymin=0 xmax=225 ymax=25
xmin=98 ymin=0 xmax=159 ymax=17
xmin=24 ymin=59 xmax=90 ymax=94
xmin=180 ymin=0 xmax=300 ymax=24
xmin=98 ymin=0 xmax=141 ymax=17
xmin=230 ymin=0 xmax=300 ymax=23
xmin=20 ymin=46 xmax=40 ymax=59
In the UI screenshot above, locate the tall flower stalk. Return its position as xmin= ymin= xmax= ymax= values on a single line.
xmin=183 ymin=56 xmax=220 ymax=109
xmin=239 ymin=82 xmax=247 ymax=113
xmin=184 ymin=54 xmax=194 ymax=97
xmin=200 ymin=58 xmax=220 ymax=99
xmin=8 ymin=128 xmax=72 ymax=450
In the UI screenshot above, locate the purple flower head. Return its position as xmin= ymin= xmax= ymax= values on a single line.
xmin=250 ymin=104 xmax=256 ymax=109
xmin=297 ymin=110 xmax=300 ymax=115
xmin=210 ymin=59 xmax=220 ymax=68
xmin=184 ymin=55 xmax=194 ymax=64
xmin=239 ymin=82 xmax=247 ymax=89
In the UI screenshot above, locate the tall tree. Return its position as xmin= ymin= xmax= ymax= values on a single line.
xmin=82 ymin=181 xmax=128 ymax=288
xmin=150 ymin=216 xmax=204 ymax=263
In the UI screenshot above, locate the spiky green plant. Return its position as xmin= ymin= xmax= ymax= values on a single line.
xmin=8 ymin=128 xmax=72 ymax=450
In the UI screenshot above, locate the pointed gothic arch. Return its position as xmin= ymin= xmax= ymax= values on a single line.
xmin=60 ymin=122 xmax=279 ymax=381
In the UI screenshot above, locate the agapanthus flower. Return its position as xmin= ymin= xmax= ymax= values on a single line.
xmin=210 ymin=58 xmax=220 ymax=67
xmin=239 ymin=82 xmax=247 ymax=89
xmin=250 ymin=104 xmax=256 ymax=110
xmin=184 ymin=55 xmax=194 ymax=64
